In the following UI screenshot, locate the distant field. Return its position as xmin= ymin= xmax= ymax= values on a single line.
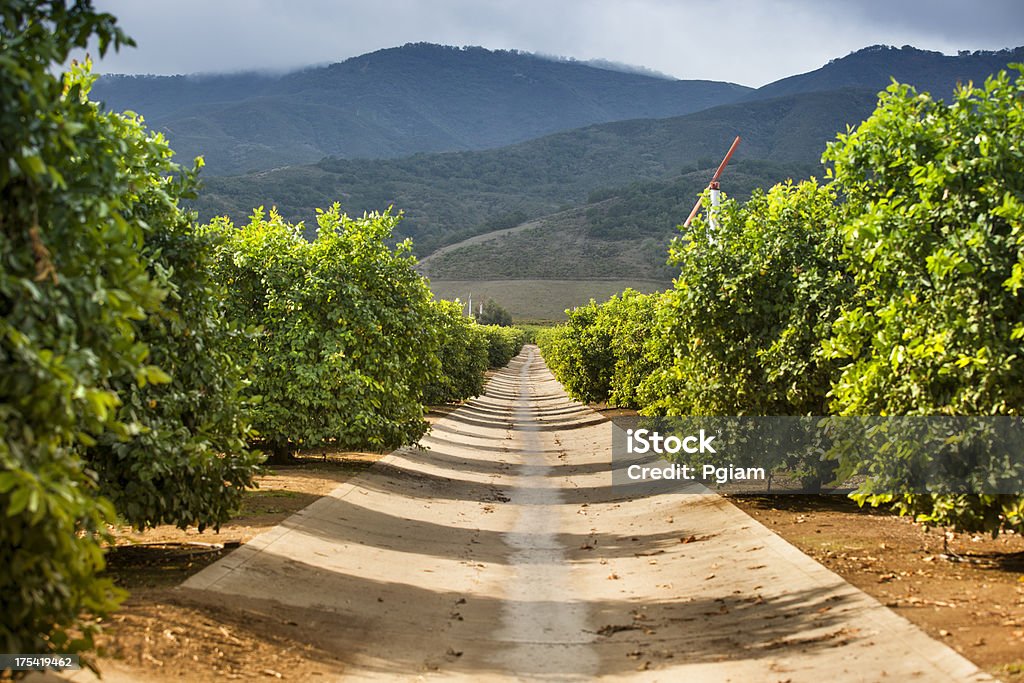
xmin=428 ymin=279 xmax=671 ymax=321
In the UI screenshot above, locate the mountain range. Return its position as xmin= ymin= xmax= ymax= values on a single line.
xmin=196 ymin=87 xmax=877 ymax=255
xmin=93 ymin=43 xmax=750 ymax=176
xmin=93 ymin=42 xmax=1024 ymax=317
xmin=94 ymin=43 xmax=1023 ymax=177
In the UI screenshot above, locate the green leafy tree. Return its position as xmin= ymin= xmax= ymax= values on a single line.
xmin=210 ymin=206 xmax=439 ymax=457
xmin=2 ymin=1 xmax=267 ymax=661
xmin=642 ymin=180 xmax=849 ymax=418
xmin=479 ymin=325 xmax=527 ymax=368
xmin=538 ymin=290 xmax=659 ymax=409
xmin=1 ymin=0 xmax=145 ymax=661
xmin=85 ymin=185 xmax=262 ymax=531
xmin=602 ymin=290 xmax=659 ymax=409
xmin=823 ymin=68 xmax=1024 ymax=533
xmin=478 ymin=299 xmax=513 ymax=326
xmin=536 ymin=301 xmax=614 ymax=404
xmin=424 ymin=300 xmax=488 ymax=404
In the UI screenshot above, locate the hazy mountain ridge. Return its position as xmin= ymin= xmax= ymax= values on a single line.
xmin=94 ymin=43 xmax=751 ymax=175
xmin=750 ymin=44 xmax=1024 ymax=100
xmin=123 ymin=42 xmax=1024 ymax=280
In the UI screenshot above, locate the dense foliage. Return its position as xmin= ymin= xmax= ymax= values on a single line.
xmin=420 ymin=303 xmax=527 ymax=405
xmin=536 ymin=302 xmax=613 ymax=405
xmin=0 ymin=4 xmax=535 ymax=666
xmin=0 ymin=1 xmax=131 ymax=659
xmin=477 ymin=299 xmax=513 ymax=326
xmin=822 ymin=69 xmax=1024 ymax=532
xmin=536 ymin=290 xmax=657 ymax=408
xmin=824 ymin=71 xmax=1024 ymax=417
xmin=0 ymin=0 xmax=256 ymax=662
xmin=424 ymin=300 xmax=489 ymax=405
xmin=601 ymin=291 xmax=660 ymax=409
xmin=85 ymin=178 xmax=261 ymax=531
xmin=480 ymin=325 xmax=528 ymax=369
xmin=209 ymin=206 xmax=439 ymax=456
xmin=642 ymin=180 xmax=849 ymax=416
xmin=539 ymin=68 xmax=1024 ymax=533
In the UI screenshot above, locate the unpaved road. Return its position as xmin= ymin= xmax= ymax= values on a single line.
xmin=416 ymin=218 xmax=545 ymax=272
xmin=67 ymin=347 xmax=995 ymax=681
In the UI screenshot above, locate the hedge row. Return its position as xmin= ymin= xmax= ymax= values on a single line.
xmin=480 ymin=325 xmax=528 ymax=369
xmin=1 ymin=3 xmax=521 ymax=662
xmin=539 ymin=68 xmax=1024 ymax=536
xmin=424 ymin=314 xmax=527 ymax=404
xmin=208 ymin=206 xmax=441 ymax=456
xmin=0 ymin=4 xmax=261 ymax=659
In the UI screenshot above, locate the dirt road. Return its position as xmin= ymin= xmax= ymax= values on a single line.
xmin=416 ymin=218 xmax=545 ymax=272
xmin=151 ymin=348 xmax=993 ymax=679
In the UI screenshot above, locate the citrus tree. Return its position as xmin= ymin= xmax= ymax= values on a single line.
xmin=537 ymin=290 xmax=656 ymax=409
xmin=84 ymin=176 xmax=262 ymax=531
xmin=536 ymin=300 xmax=614 ymax=404
xmin=643 ymin=180 xmax=849 ymax=418
xmin=824 ymin=67 xmax=1024 ymax=533
xmin=424 ymin=299 xmax=489 ymax=404
xmin=1 ymin=0 xmax=147 ymax=660
xmin=1 ymin=0 xmax=270 ymax=658
xmin=210 ymin=206 xmax=439 ymax=457
xmin=480 ymin=325 xmax=527 ymax=368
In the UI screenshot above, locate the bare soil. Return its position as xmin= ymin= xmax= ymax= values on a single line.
xmin=729 ymin=495 xmax=1024 ymax=681
xmin=96 ymin=449 xmax=383 ymax=681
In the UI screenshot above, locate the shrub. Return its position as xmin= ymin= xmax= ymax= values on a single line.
xmin=480 ymin=325 xmax=527 ymax=368
xmin=85 ymin=195 xmax=262 ymax=531
xmin=823 ymin=68 xmax=1024 ymax=533
xmin=477 ymin=299 xmax=513 ymax=326
xmin=209 ymin=206 xmax=439 ymax=456
xmin=642 ymin=180 xmax=849 ymax=417
xmin=538 ymin=290 xmax=659 ymax=408
xmin=536 ymin=301 xmax=613 ymax=404
xmin=424 ymin=300 xmax=488 ymax=404
xmin=1 ymin=1 xmax=147 ymax=660
xmin=600 ymin=290 xmax=659 ymax=409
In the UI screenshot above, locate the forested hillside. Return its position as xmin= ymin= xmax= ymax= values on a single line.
xmin=92 ymin=43 xmax=750 ymax=175
xmin=194 ymin=88 xmax=880 ymax=256
xmin=418 ymin=159 xmax=818 ymax=280
xmin=749 ymin=44 xmax=1024 ymax=100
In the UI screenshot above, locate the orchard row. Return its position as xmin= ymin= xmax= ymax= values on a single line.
xmin=539 ymin=66 xmax=1024 ymax=538
xmin=0 ymin=4 xmax=521 ymax=660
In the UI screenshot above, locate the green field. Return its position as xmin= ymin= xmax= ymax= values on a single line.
xmin=428 ymin=279 xmax=670 ymax=321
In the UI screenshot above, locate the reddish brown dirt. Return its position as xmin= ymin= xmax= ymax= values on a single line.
xmin=729 ymin=495 xmax=1024 ymax=681
xmin=95 ymin=449 xmax=383 ymax=681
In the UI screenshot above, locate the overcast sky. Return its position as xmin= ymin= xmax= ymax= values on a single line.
xmin=81 ymin=0 xmax=1024 ymax=87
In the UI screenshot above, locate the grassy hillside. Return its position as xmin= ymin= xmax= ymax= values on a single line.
xmin=94 ymin=43 xmax=750 ymax=175
xmin=419 ymin=159 xmax=817 ymax=280
xmin=427 ymin=279 xmax=670 ymax=322
xmin=194 ymin=88 xmax=879 ymax=255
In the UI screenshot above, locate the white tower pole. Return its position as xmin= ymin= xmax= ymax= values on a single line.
xmin=709 ymin=180 xmax=722 ymax=230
